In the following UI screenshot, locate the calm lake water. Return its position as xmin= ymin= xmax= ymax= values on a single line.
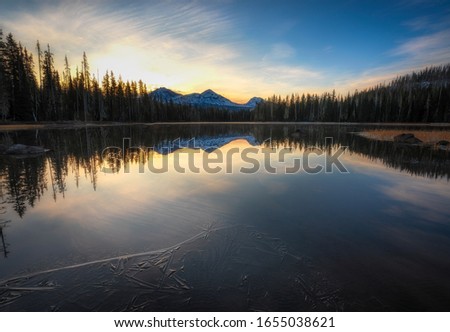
xmin=0 ymin=124 xmax=449 ymax=311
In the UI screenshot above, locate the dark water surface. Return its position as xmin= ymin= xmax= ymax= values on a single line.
xmin=0 ymin=124 xmax=449 ymax=311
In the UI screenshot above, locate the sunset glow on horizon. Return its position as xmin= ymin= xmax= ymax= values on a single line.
xmin=1 ymin=0 xmax=450 ymax=102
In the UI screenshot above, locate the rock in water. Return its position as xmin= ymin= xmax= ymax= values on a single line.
xmin=436 ymin=140 xmax=449 ymax=146
xmin=393 ymin=133 xmax=422 ymax=144
xmin=435 ymin=140 xmax=450 ymax=150
xmin=4 ymin=144 xmax=49 ymax=155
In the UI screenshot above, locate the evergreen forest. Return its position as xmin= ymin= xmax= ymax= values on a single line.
xmin=0 ymin=30 xmax=449 ymax=123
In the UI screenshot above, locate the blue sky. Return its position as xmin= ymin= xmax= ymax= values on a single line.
xmin=1 ymin=0 xmax=449 ymax=102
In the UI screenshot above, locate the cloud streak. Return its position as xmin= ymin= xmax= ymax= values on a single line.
xmin=1 ymin=0 xmax=325 ymax=101
xmin=331 ymin=19 xmax=450 ymax=93
xmin=391 ymin=28 xmax=450 ymax=66
xmin=265 ymin=43 xmax=296 ymax=60
xmin=1 ymin=0 xmax=450 ymax=100
xmin=2 ymin=1 xmax=234 ymax=93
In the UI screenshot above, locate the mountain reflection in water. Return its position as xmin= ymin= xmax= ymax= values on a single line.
xmin=0 ymin=124 xmax=449 ymax=311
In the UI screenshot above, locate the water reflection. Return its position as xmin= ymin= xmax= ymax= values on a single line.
xmin=0 ymin=221 xmax=10 ymax=258
xmin=0 ymin=124 xmax=449 ymax=311
xmin=0 ymin=124 xmax=448 ymax=218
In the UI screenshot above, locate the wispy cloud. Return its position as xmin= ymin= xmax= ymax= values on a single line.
xmin=0 ymin=1 xmax=253 ymax=96
xmin=331 ymin=22 xmax=450 ymax=93
xmin=256 ymin=42 xmax=324 ymax=95
xmin=2 ymin=1 xmax=238 ymax=61
xmin=390 ymin=29 xmax=450 ymax=66
xmin=2 ymin=0 xmax=449 ymax=100
xmin=264 ymin=43 xmax=296 ymax=60
xmin=260 ymin=64 xmax=323 ymax=91
xmin=0 ymin=0 xmax=324 ymax=101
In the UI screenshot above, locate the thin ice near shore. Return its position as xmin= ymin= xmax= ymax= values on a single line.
xmin=0 ymin=224 xmax=348 ymax=311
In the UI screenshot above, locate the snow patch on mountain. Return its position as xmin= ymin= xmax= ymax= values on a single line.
xmin=150 ymin=87 xmax=181 ymax=102
xmin=150 ymin=88 xmax=263 ymax=110
xmin=245 ymin=97 xmax=264 ymax=108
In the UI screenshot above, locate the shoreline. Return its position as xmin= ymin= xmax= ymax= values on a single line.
xmin=354 ymin=129 xmax=450 ymax=144
xmin=0 ymin=121 xmax=450 ymax=131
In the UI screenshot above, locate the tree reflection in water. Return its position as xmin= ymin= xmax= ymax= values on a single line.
xmin=0 ymin=124 xmax=448 ymax=218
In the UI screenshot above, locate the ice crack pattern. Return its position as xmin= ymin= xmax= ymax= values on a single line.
xmin=0 ymin=223 xmax=346 ymax=311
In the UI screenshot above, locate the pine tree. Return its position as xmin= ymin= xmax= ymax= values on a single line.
xmin=42 ymin=44 xmax=58 ymax=120
xmin=62 ymin=55 xmax=75 ymax=119
xmin=101 ymin=70 xmax=111 ymax=120
xmin=22 ymin=46 xmax=39 ymax=121
xmin=0 ymin=29 xmax=8 ymax=120
xmin=81 ymin=52 xmax=90 ymax=121
xmin=36 ymin=40 xmax=43 ymax=117
xmin=4 ymin=33 xmax=19 ymax=120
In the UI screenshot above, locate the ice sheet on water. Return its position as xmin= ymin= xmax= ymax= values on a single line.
xmin=0 ymin=223 xmax=348 ymax=311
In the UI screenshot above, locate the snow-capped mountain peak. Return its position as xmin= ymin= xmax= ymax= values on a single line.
xmin=150 ymin=88 xmax=263 ymax=111
xmin=150 ymin=87 xmax=181 ymax=102
xmin=245 ymin=97 xmax=264 ymax=108
xmin=201 ymin=89 xmax=216 ymax=96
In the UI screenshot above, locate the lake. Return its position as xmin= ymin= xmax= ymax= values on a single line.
xmin=0 ymin=123 xmax=449 ymax=311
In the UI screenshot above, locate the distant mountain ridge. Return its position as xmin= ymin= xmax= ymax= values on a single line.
xmin=150 ymin=88 xmax=263 ymax=110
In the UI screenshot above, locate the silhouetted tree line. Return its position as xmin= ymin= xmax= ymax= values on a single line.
xmin=253 ymin=65 xmax=450 ymax=122
xmin=0 ymin=31 xmax=251 ymax=122
xmin=0 ymin=30 xmax=449 ymax=123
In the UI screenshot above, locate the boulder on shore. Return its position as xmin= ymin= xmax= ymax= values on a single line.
xmin=435 ymin=140 xmax=450 ymax=150
xmin=1 ymin=144 xmax=49 ymax=155
xmin=436 ymin=140 xmax=449 ymax=146
xmin=393 ymin=133 xmax=422 ymax=144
